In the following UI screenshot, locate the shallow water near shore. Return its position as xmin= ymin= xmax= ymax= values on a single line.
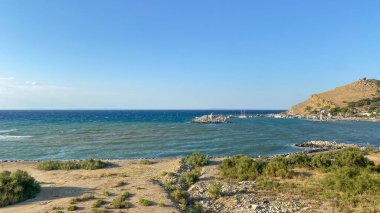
xmin=0 ymin=110 xmax=380 ymax=160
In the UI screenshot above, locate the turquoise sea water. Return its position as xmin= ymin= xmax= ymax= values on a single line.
xmin=0 ymin=110 xmax=379 ymax=160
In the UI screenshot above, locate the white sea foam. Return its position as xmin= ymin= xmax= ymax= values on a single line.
xmin=0 ymin=129 xmax=17 ymax=133
xmin=0 ymin=135 xmax=33 ymax=140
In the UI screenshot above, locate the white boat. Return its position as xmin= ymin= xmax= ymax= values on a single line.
xmin=238 ymin=110 xmax=247 ymax=118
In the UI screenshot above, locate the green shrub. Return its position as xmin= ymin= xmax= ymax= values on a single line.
xmin=171 ymin=188 xmax=189 ymax=205
xmin=54 ymin=211 xmax=64 ymax=213
xmin=180 ymin=169 xmax=201 ymax=188
xmin=115 ymin=181 xmax=126 ymax=187
xmin=120 ymin=191 xmax=130 ymax=199
xmin=164 ymin=184 xmax=176 ymax=191
xmin=372 ymin=165 xmax=380 ymax=173
xmin=287 ymin=153 xmax=312 ymax=168
xmin=264 ymin=157 xmax=291 ymax=178
xmin=219 ymin=155 xmax=267 ymax=180
xmin=184 ymin=152 xmax=209 ymax=167
xmin=37 ymin=159 xmax=110 ymax=170
xmin=91 ymin=208 xmax=107 ymax=213
xmin=321 ymin=167 xmax=380 ymax=195
xmin=311 ymin=148 xmax=374 ymax=170
xmin=111 ymin=191 xmax=130 ymax=209
xmin=70 ymin=193 xmax=95 ymax=203
xmin=112 ymin=197 xmax=129 ymax=209
xmin=208 ymin=182 xmax=222 ymax=199
xmin=0 ymin=170 xmax=40 ymax=207
xmin=92 ymin=199 xmax=106 ymax=208
xmin=67 ymin=205 xmax=78 ymax=211
xmin=103 ymin=191 xmax=110 ymax=196
xmin=139 ymin=159 xmax=154 ymax=165
xmin=139 ymin=198 xmax=152 ymax=206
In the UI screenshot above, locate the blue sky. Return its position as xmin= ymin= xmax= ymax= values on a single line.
xmin=1 ymin=0 xmax=379 ymax=109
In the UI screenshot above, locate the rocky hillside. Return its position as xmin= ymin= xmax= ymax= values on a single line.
xmin=288 ymin=78 xmax=380 ymax=115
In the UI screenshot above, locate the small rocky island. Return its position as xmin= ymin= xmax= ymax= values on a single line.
xmin=192 ymin=113 xmax=229 ymax=124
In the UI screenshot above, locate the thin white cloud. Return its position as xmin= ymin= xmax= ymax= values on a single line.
xmin=0 ymin=77 xmax=129 ymax=109
xmin=0 ymin=77 xmax=14 ymax=81
xmin=25 ymin=81 xmax=40 ymax=86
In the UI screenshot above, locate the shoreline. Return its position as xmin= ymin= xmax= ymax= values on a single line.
xmin=262 ymin=113 xmax=380 ymax=122
xmin=1 ymin=141 xmax=375 ymax=162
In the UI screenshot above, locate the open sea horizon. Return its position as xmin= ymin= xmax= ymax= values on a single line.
xmin=0 ymin=110 xmax=379 ymax=160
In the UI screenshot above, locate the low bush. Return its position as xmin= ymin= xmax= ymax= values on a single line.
xmin=372 ymin=165 xmax=380 ymax=173
xmin=139 ymin=159 xmax=154 ymax=165
xmin=115 ymin=181 xmax=126 ymax=187
xmin=112 ymin=197 xmax=129 ymax=209
xmin=180 ymin=169 xmax=201 ymax=188
xmin=208 ymin=182 xmax=222 ymax=199
xmin=92 ymin=199 xmax=106 ymax=208
xmin=171 ymin=188 xmax=189 ymax=205
xmin=311 ymin=148 xmax=374 ymax=170
xmin=264 ymin=157 xmax=291 ymax=178
xmin=184 ymin=152 xmax=209 ymax=167
xmin=164 ymin=184 xmax=176 ymax=191
xmin=67 ymin=205 xmax=78 ymax=211
xmin=321 ymin=167 xmax=380 ymax=195
xmin=287 ymin=153 xmax=312 ymax=168
xmin=0 ymin=170 xmax=40 ymax=207
xmin=70 ymin=193 xmax=95 ymax=203
xmin=37 ymin=159 xmax=110 ymax=170
xmin=111 ymin=191 xmax=130 ymax=209
xmin=219 ymin=155 xmax=267 ymax=180
xmin=120 ymin=191 xmax=130 ymax=200
xmin=91 ymin=208 xmax=107 ymax=213
xmin=139 ymin=198 xmax=152 ymax=206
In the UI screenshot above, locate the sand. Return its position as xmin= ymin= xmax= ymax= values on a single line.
xmin=0 ymin=159 xmax=181 ymax=213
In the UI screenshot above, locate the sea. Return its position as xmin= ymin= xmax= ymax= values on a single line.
xmin=0 ymin=110 xmax=379 ymax=160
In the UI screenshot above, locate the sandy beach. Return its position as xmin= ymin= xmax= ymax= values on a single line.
xmin=0 ymin=159 xmax=181 ymax=213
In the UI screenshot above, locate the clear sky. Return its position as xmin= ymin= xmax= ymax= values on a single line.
xmin=1 ymin=0 xmax=379 ymax=109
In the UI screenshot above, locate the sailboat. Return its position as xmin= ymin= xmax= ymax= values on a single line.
xmin=238 ymin=110 xmax=247 ymax=118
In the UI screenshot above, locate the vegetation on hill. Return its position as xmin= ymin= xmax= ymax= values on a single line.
xmin=0 ymin=170 xmax=40 ymax=207
xmin=37 ymin=159 xmax=110 ymax=170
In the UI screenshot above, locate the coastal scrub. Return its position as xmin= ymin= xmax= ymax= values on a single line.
xmin=0 ymin=170 xmax=40 ymax=207
xmin=37 ymin=159 xmax=110 ymax=170
xmin=112 ymin=191 xmax=130 ymax=209
xmin=184 ymin=152 xmax=209 ymax=168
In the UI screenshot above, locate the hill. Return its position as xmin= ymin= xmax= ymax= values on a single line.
xmin=288 ymin=78 xmax=380 ymax=116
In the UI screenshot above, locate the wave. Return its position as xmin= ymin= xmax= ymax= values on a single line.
xmin=0 ymin=129 xmax=17 ymax=133
xmin=0 ymin=135 xmax=33 ymax=140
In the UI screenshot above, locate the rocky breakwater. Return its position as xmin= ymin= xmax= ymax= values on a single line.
xmin=295 ymin=141 xmax=359 ymax=151
xmin=192 ymin=113 xmax=229 ymax=124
